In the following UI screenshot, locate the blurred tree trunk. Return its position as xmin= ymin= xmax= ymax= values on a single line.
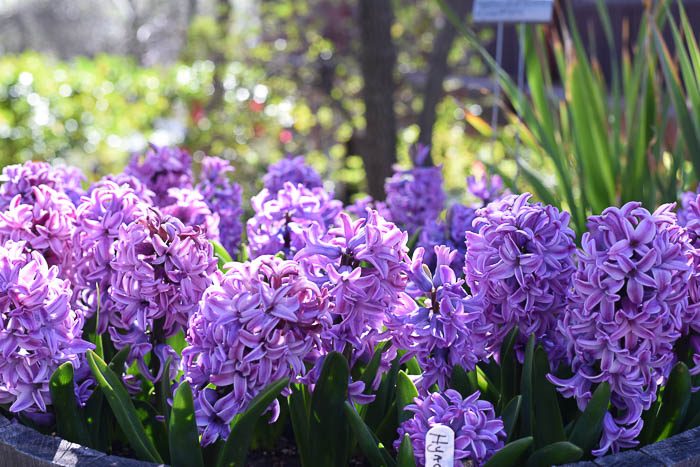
xmin=358 ymin=0 xmax=397 ymax=200
xmin=206 ymin=0 xmax=232 ymax=114
xmin=416 ymin=0 xmax=472 ymax=166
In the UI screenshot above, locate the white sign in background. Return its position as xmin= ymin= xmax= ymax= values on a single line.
xmin=424 ymin=424 xmax=455 ymax=467
xmin=472 ymin=0 xmax=554 ymax=24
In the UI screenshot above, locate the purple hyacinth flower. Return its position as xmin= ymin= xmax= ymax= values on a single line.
xmin=125 ymin=144 xmax=193 ymax=205
xmin=163 ymin=187 xmax=220 ymax=240
xmin=395 ymin=389 xmax=506 ymax=467
xmin=467 ymin=173 xmax=504 ymax=205
xmin=464 ymin=193 xmax=576 ymax=362
xmin=388 ymin=246 xmax=491 ymax=391
xmin=109 ymin=208 xmax=218 ymax=382
xmin=418 ymin=204 xmax=477 ymax=273
xmin=196 ymin=156 xmax=243 ymax=256
xmin=0 ymin=161 xmax=85 ymax=209
xmin=182 ymin=255 xmax=332 ymax=445
xmin=0 ymin=240 xmax=92 ymax=415
xmin=550 ymin=202 xmax=690 ymax=455
xmin=248 ymin=182 xmax=341 ymax=259
xmin=263 ymin=155 xmax=323 ymax=194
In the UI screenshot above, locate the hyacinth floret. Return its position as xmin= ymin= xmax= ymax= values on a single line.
xmin=72 ymin=180 xmax=149 ymax=331
xmin=0 ymin=161 xmax=85 ymax=209
xmin=182 ymin=255 xmax=331 ymax=445
xmin=388 ymin=245 xmax=491 ymax=391
xmin=0 ymin=240 xmax=92 ymax=414
xmin=395 ymin=389 xmax=505 ymax=467
xmin=262 ymin=155 xmax=323 ymax=194
xmin=295 ymin=210 xmax=409 ymax=362
xmin=464 ymin=193 xmax=575 ymax=361
xmin=95 ymin=173 xmax=155 ymax=203
xmin=418 ymin=203 xmax=477 ymax=273
xmin=467 ymin=173 xmax=504 ymax=205
xmin=0 ymin=185 xmax=76 ymax=274
xmin=125 ymin=144 xmax=193 ymax=205
xmin=550 ymin=201 xmax=690 ymax=455
xmin=163 ymin=187 xmax=220 ymax=240
xmin=196 ymin=156 xmax=243 ymax=255
xmin=384 ymin=145 xmax=446 ymax=234
xmin=109 ymin=208 xmax=218 ymax=379
xmin=248 ymin=182 xmax=341 ymax=259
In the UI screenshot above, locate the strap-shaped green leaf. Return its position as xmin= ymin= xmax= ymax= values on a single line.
xmin=652 ymin=362 xmax=691 ymax=442
xmin=396 ymin=434 xmax=415 ymax=467
xmin=86 ymin=350 xmax=163 ymax=463
xmin=525 ymin=441 xmax=582 ymax=467
xmin=532 ymin=346 xmax=565 ymax=448
xmin=568 ymin=382 xmax=610 ymax=453
xmin=288 ymin=385 xmax=310 ymax=466
xmin=211 ymin=240 xmax=233 ymax=270
xmin=49 ymin=362 xmax=91 ymax=446
xmin=501 ymin=396 xmax=522 ymax=443
xmin=450 ymin=365 xmax=477 ymax=398
xmin=396 ymin=371 xmax=418 ymax=425
xmin=344 ymin=402 xmax=395 ymax=467
xmin=169 ymin=381 xmax=204 ymax=467
xmin=498 ymin=327 xmax=520 ymax=411
xmin=520 ymin=335 xmax=536 ymax=437
xmin=216 ymin=377 xmax=289 ymax=467
xmin=309 ymin=352 xmax=350 ymax=467
xmin=483 ymin=436 xmax=533 ymax=467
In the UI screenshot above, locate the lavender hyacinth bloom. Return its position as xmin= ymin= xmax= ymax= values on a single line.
xmin=550 ymin=202 xmax=690 ymax=455
xmin=389 ymin=246 xmax=491 ymax=391
xmin=72 ymin=180 xmax=149 ymax=331
xmin=109 ymin=209 xmax=218 ymax=379
xmin=196 ymin=157 xmax=243 ymax=255
xmin=163 ymin=188 xmax=220 ymax=240
xmin=418 ymin=204 xmax=477 ymax=273
xmin=467 ymin=174 xmax=504 ymax=205
xmin=395 ymin=390 xmax=505 ymax=467
xmin=0 ymin=241 xmax=92 ymax=414
xmin=0 ymin=161 xmax=85 ymax=209
xmin=182 ymin=255 xmax=332 ymax=445
xmin=464 ymin=193 xmax=576 ymax=361
xmin=95 ymin=173 xmax=155 ymax=203
xmin=248 ymin=182 xmax=341 ymax=259
xmin=263 ymin=155 xmax=323 ymax=194
xmin=384 ymin=147 xmax=446 ymax=234
xmin=125 ymin=145 xmax=193 ymax=205
xmin=295 ymin=210 xmax=410 ymax=363
xmin=346 ymin=195 xmax=390 ymax=221
xmin=0 ymin=185 xmax=76 ymax=274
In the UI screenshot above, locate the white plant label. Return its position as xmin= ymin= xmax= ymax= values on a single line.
xmin=425 ymin=424 xmax=455 ymax=467
xmin=473 ymin=0 xmax=554 ymax=24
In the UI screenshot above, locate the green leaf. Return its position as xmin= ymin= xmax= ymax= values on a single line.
xmin=501 ymin=396 xmax=522 ymax=443
xmin=134 ymin=400 xmax=169 ymax=463
xmin=396 ymin=371 xmax=419 ymax=425
xmin=526 ymin=441 xmax=582 ymax=467
xmin=86 ymin=350 xmax=163 ymax=463
xmin=365 ymin=357 xmax=400 ymax=430
xmin=159 ymin=357 xmax=172 ymax=429
xmin=308 ymin=352 xmax=351 ymax=467
xmin=169 ymin=381 xmax=204 ymax=467
xmin=652 ymin=362 xmax=691 ymax=442
xmin=216 ymin=377 xmax=289 ymax=467
xmin=450 ymin=365 xmax=477 ymax=398
xmin=498 ymin=327 xmax=520 ymax=411
xmin=108 ymin=346 xmax=130 ymax=374
xmin=344 ymin=402 xmax=395 ymax=467
xmin=49 ymin=362 xmax=91 ymax=446
xmin=483 ymin=436 xmax=533 ymax=467
xmin=360 ymin=342 xmax=387 ymax=394
xmin=396 ymin=434 xmax=415 ymax=467
xmin=288 ymin=385 xmax=310 ymax=466
xmin=211 ymin=240 xmax=233 ymax=270
xmin=532 ymin=346 xmax=566 ymax=448
xmin=520 ymin=335 xmax=536 ymax=437
xmin=568 ymin=382 xmax=610 ymax=453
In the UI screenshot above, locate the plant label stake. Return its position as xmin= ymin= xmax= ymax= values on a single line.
xmin=425 ymin=424 xmax=454 ymax=467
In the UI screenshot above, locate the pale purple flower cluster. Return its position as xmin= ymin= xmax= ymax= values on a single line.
xmin=551 ymin=202 xmax=690 ymax=455
xmin=418 ymin=204 xmax=477 ymax=273
xmin=389 ymin=246 xmax=491 ymax=391
xmin=464 ymin=193 xmax=576 ymax=360
xmin=0 ymin=161 xmax=85 ymax=209
xmin=395 ymin=389 xmax=505 ymax=467
xmin=109 ymin=209 xmax=218 ymax=378
xmin=296 ymin=210 xmax=410 ymax=362
xmin=125 ymin=145 xmax=193 ymax=205
xmin=0 ymin=185 xmax=77 ymax=274
xmin=384 ymin=163 xmax=446 ymax=234
xmin=182 ymin=255 xmax=331 ymax=445
xmin=248 ymin=182 xmax=341 ymax=259
xmin=96 ymin=173 xmax=155 ymax=203
xmin=72 ymin=180 xmax=149 ymax=331
xmin=196 ymin=156 xmax=243 ymax=255
xmin=467 ymin=173 xmax=504 ymax=205
xmin=263 ymin=155 xmax=323 ymax=194
xmin=163 ymin=188 xmax=220 ymax=240
xmin=0 ymin=240 xmax=92 ymax=414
